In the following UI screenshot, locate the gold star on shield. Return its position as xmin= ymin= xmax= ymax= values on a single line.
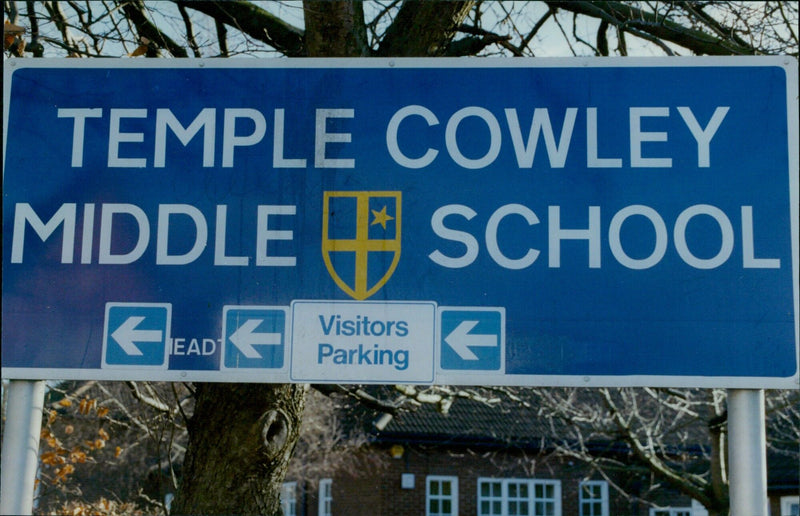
xmin=370 ymin=205 xmax=394 ymax=230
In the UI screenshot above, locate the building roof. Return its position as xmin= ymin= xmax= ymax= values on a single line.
xmin=768 ymin=452 xmax=800 ymax=491
xmin=370 ymin=395 xmax=563 ymax=449
xmin=346 ymin=389 xmax=799 ymax=490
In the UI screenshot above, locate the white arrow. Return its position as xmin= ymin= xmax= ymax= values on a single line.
xmin=229 ymin=319 xmax=282 ymax=359
xmin=444 ymin=320 xmax=497 ymax=361
xmin=111 ymin=316 xmax=163 ymax=356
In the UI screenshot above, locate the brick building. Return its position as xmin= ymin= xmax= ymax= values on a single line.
xmin=283 ymin=395 xmax=798 ymax=516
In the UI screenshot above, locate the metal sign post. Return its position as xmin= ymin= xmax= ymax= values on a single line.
xmin=0 ymin=380 xmax=45 ymax=516
xmin=728 ymin=389 xmax=768 ymax=516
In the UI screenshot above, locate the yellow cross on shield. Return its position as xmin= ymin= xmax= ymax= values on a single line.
xmin=322 ymin=191 xmax=402 ymax=300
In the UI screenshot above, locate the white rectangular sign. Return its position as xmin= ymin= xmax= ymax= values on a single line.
xmin=290 ymin=301 xmax=436 ymax=383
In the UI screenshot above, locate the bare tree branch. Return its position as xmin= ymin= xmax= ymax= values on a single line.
xmin=120 ymin=0 xmax=187 ymax=57
xmin=176 ymin=0 xmax=304 ymax=56
xmin=546 ymin=0 xmax=757 ymax=55
xmin=448 ymin=23 xmax=513 ymax=56
xmin=313 ymin=384 xmax=405 ymax=415
xmin=599 ymin=389 xmax=715 ymax=508
xmin=214 ymin=16 xmax=227 ymax=57
xmin=677 ymin=1 xmax=752 ymax=50
xmin=25 ymin=0 xmax=43 ymax=55
xmin=177 ymin=3 xmax=200 ymax=57
xmin=126 ymin=381 xmax=174 ymax=414
xmin=597 ymin=19 xmax=609 ymax=55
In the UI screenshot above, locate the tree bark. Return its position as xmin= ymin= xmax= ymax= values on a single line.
xmin=303 ymin=1 xmax=369 ymax=57
xmin=171 ymin=384 xmax=305 ymax=515
xmin=377 ymin=1 xmax=475 ymax=56
xmin=170 ymin=3 xmax=479 ymax=514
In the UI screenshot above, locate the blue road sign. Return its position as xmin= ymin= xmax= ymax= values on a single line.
xmin=102 ymin=303 xmax=171 ymax=368
xmin=222 ymin=307 xmax=287 ymax=370
xmin=440 ymin=308 xmax=504 ymax=372
xmin=2 ymin=58 xmax=798 ymax=386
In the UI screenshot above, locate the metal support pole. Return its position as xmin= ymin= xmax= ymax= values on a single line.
xmin=0 ymin=380 xmax=46 ymax=516
xmin=728 ymin=389 xmax=768 ymax=516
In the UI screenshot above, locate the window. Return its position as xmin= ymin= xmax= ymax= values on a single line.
xmin=427 ymin=476 xmax=458 ymax=516
xmin=318 ymin=478 xmax=332 ymax=516
xmin=533 ymin=481 xmax=560 ymax=516
xmin=480 ymin=478 xmax=504 ymax=515
xmin=280 ymin=482 xmax=296 ymax=516
xmin=690 ymin=499 xmax=708 ymax=516
xmin=579 ymin=481 xmax=609 ymax=516
xmin=478 ymin=478 xmax=562 ymax=516
xmin=782 ymin=496 xmax=800 ymax=516
xmin=650 ymin=508 xmax=692 ymax=516
xmin=164 ymin=493 xmax=174 ymax=513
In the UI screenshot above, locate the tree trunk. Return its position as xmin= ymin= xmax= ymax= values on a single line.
xmin=172 ymin=3 xmax=475 ymax=513
xmin=303 ymin=1 xmax=369 ymax=57
xmin=377 ymin=1 xmax=475 ymax=56
xmin=172 ymin=4 xmax=370 ymax=514
xmin=171 ymin=384 xmax=306 ymax=515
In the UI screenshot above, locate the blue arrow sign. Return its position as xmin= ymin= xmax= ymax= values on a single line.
xmin=222 ymin=307 xmax=287 ymax=370
xmin=102 ymin=304 xmax=170 ymax=368
xmin=2 ymin=58 xmax=797 ymax=386
xmin=440 ymin=308 xmax=504 ymax=372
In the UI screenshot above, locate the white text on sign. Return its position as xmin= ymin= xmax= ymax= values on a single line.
xmin=290 ymin=301 xmax=435 ymax=383
xmin=10 ymin=203 xmax=778 ymax=271
xmin=56 ymin=105 xmax=726 ymax=170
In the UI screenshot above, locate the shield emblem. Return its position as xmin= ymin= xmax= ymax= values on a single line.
xmin=322 ymin=191 xmax=401 ymax=300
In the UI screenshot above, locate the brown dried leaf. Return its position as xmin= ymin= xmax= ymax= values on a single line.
xmin=128 ymin=44 xmax=148 ymax=57
xmin=69 ymin=450 xmax=87 ymax=464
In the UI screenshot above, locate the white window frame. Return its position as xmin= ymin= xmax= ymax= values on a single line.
xmin=477 ymin=477 xmax=562 ymax=516
xmin=782 ymin=496 xmax=800 ymax=516
xmin=280 ymin=482 xmax=297 ymax=516
xmin=649 ymin=508 xmax=692 ymax=516
xmin=426 ymin=475 xmax=459 ymax=516
xmin=478 ymin=477 xmax=504 ymax=515
xmin=318 ymin=478 xmax=332 ymax=516
xmin=579 ymin=480 xmax=609 ymax=516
